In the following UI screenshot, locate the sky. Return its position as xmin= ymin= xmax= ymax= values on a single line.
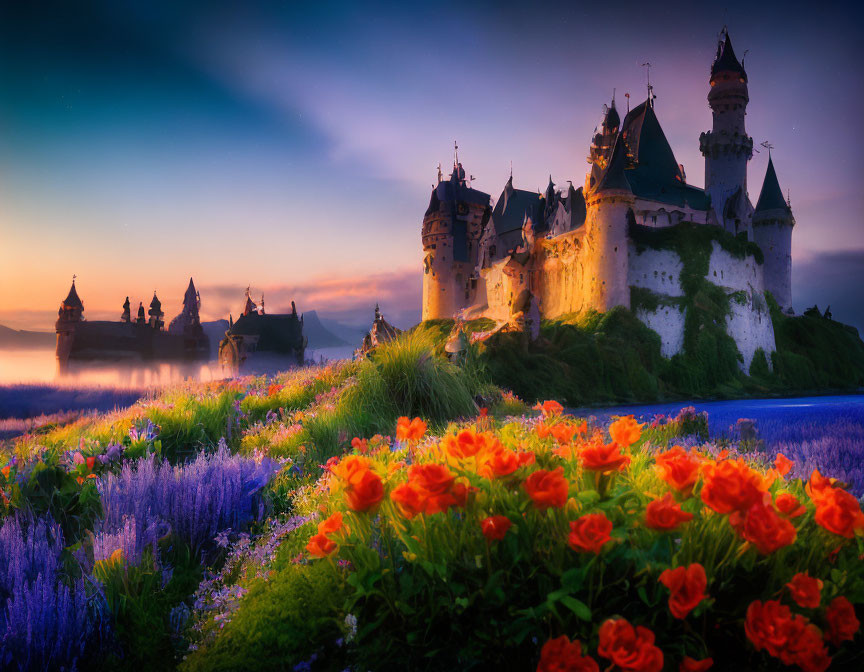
xmin=0 ymin=0 xmax=861 ymax=332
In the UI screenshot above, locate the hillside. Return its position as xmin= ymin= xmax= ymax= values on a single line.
xmin=0 ymin=324 xmax=56 ymax=349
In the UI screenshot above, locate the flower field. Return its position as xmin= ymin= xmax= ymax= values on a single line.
xmin=0 ymin=335 xmax=862 ymax=671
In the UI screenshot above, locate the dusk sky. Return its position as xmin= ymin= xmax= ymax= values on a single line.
xmin=0 ymin=0 xmax=862 ymax=331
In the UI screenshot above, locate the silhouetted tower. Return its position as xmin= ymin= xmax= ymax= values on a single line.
xmin=752 ymin=153 xmax=795 ymax=311
xmin=55 ymin=277 xmax=84 ymax=369
xmin=243 ymin=287 xmax=257 ymax=316
xmin=421 ymin=144 xmax=491 ymax=320
xmin=148 ymin=293 xmax=164 ymax=330
xmin=136 ymin=302 xmax=146 ymax=324
xmin=699 ymin=29 xmax=754 ymax=237
xmin=169 ymin=277 xmax=205 ymax=339
xmin=583 ymin=135 xmax=634 ymax=312
xmin=121 ymin=297 xmax=131 ymax=323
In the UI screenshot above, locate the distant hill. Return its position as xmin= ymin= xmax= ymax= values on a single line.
xmin=0 ymin=324 xmax=55 ymax=350
xmin=201 ymin=312 xmax=356 ymax=353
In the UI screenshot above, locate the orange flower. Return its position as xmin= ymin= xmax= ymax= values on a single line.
xmin=480 ymin=515 xmax=512 ymax=542
xmin=396 ymin=416 xmax=427 ymax=442
xmin=306 ymin=532 xmax=336 ymax=558
xmin=317 ymin=511 xmax=344 ymax=537
xmin=536 ymin=422 xmax=553 ymax=439
xmin=534 ymin=400 xmax=564 ymax=417
xmin=390 ymin=483 xmax=424 ymax=519
xmin=580 ymin=437 xmax=631 ymax=473
xmin=737 ymin=501 xmax=797 ymax=554
xmin=608 ymin=416 xmax=643 ymax=447
xmin=644 ymin=493 xmax=693 ymax=531
xmin=480 ymin=448 xmax=520 ymax=479
xmin=443 ymin=428 xmax=491 ymax=460
xmin=86 ymin=456 xmax=96 ymax=471
xmin=524 ymin=468 xmax=569 ymax=510
xmin=785 ymin=573 xmax=822 ymax=609
xmin=700 ymin=458 xmax=767 ymax=514
xmin=568 ymin=512 xmax=613 ymax=554
xmin=550 ymin=423 xmax=579 ymax=445
xmin=267 ymin=383 xmax=282 ymax=396
xmin=805 ymin=468 xmax=835 ymax=505
xmin=597 ymin=618 xmax=664 ymax=672
xmin=814 ymin=486 xmax=864 ymax=538
xmin=537 ymin=635 xmax=599 ymax=672
xmin=654 ymin=446 xmax=701 ymax=494
xmin=824 ymin=596 xmax=860 ymax=646
xmin=343 ymin=469 xmax=384 ymax=512
xmin=331 ymin=455 xmax=372 ymax=487
xmin=775 ymin=493 xmax=806 ymax=518
xmin=658 ymin=564 xmax=708 ymax=619
xmin=773 ymin=453 xmax=793 ymax=477
xmin=518 ymin=451 xmax=536 ymax=467
xmin=351 ymin=437 xmax=369 ymax=454
xmin=679 ymin=657 xmax=713 ymax=672
xmin=1 ymin=465 xmax=9 ymax=479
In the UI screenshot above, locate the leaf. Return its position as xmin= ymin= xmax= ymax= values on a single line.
xmin=559 ymin=596 xmax=591 ymax=621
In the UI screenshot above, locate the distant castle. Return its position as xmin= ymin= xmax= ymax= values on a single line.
xmin=421 ymin=29 xmax=794 ymax=370
xmin=55 ymin=277 xmax=209 ymax=368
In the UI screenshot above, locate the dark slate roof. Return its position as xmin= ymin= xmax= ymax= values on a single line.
xmin=425 ymin=166 xmax=490 ymax=216
xmin=150 ymin=294 xmax=161 ymax=310
xmin=595 ymin=135 xmax=631 ymax=193
xmin=491 ymin=177 xmax=544 ymax=235
xmin=711 ymin=32 xmax=747 ymax=82
xmin=755 ymin=156 xmax=790 ymax=213
xmin=63 ymin=282 xmax=83 ymax=309
xmin=619 ymin=99 xmax=711 ymax=210
xmin=603 ymin=102 xmax=620 ymax=131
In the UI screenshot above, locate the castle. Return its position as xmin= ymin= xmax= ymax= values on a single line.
xmin=421 ymin=29 xmax=795 ymax=370
xmin=55 ymin=277 xmax=210 ymax=368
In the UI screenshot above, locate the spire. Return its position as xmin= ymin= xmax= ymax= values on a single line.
xmin=62 ymin=278 xmax=84 ymax=310
xmin=604 ymin=91 xmax=620 ymax=130
xmin=711 ymin=29 xmax=747 ymax=82
xmin=754 ymin=155 xmax=790 ymax=213
xmin=149 ymin=292 xmax=161 ymax=311
xmin=594 ymin=134 xmax=631 ymax=194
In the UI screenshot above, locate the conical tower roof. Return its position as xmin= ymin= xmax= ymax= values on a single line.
xmin=184 ymin=277 xmax=197 ymax=303
xmin=711 ymin=31 xmax=747 ymax=82
xmin=63 ymin=281 xmax=83 ymax=309
xmin=150 ymin=292 xmax=162 ymax=310
xmin=755 ymin=156 xmax=789 ymax=213
xmin=594 ymin=134 xmax=631 ymax=193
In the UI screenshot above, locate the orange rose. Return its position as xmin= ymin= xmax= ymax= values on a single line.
xmin=658 ymin=564 xmax=708 ymax=619
xmin=524 ymin=468 xmax=569 ymax=510
xmin=568 ymin=512 xmax=613 ymax=554
xmin=785 ymin=573 xmax=822 ymax=609
xmin=824 ymin=596 xmax=860 ymax=646
xmin=550 ymin=423 xmax=579 ymax=445
xmin=317 ymin=511 xmax=344 ymax=537
xmin=332 ymin=455 xmax=372 ymax=487
xmin=598 ymin=618 xmax=663 ymax=672
xmin=773 ymin=453 xmax=793 ymax=477
xmin=518 ymin=451 xmax=536 ymax=466
xmin=396 ymin=416 xmax=427 ymax=442
xmin=534 ymin=400 xmax=564 ymax=417
xmin=480 ymin=448 xmax=520 ymax=479
xmin=409 ymin=463 xmax=455 ymax=497
xmin=344 ymin=469 xmax=384 ymax=512
xmin=443 ymin=428 xmax=487 ymax=459
xmin=738 ymin=501 xmax=797 ymax=554
xmin=700 ymin=458 xmax=767 ymax=514
xmin=480 ymin=515 xmax=512 ymax=542
xmin=745 ymin=600 xmax=831 ymax=670
xmin=775 ymin=493 xmax=806 ymax=518
xmin=814 ymin=486 xmax=864 ymax=538
xmin=679 ymin=657 xmax=713 ymax=672
xmin=654 ymin=446 xmax=701 ymax=494
xmin=306 ymin=532 xmax=336 ymax=558
xmin=608 ymin=416 xmax=643 ymax=447
xmin=537 ymin=635 xmax=599 ymax=672
xmin=645 ymin=493 xmax=693 ymax=531
xmin=390 ymin=482 xmax=424 ymax=519
xmin=805 ymin=468 xmax=835 ymax=505
xmin=580 ymin=438 xmax=631 ymax=473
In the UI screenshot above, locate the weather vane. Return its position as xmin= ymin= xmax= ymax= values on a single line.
xmin=760 ymin=141 xmax=774 ymax=154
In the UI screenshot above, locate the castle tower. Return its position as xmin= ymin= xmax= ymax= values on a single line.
xmin=752 ymin=154 xmax=795 ymax=311
xmin=588 ymin=94 xmax=620 ymax=169
xmin=421 ymin=146 xmax=491 ymax=321
xmin=148 ymin=293 xmax=164 ymax=330
xmin=169 ymin=277 xmax=205 ymax=338
xmin=121 ymin=297 xmax=131 ymax=323
xmin=136 ymin=302 xmax=146 ymax=324
xmin=583 ymin=135 xmax=634 ymax=312
xmin=55 ymin=278 xmax=84 ymax=369
xmin=699 ymin=29 xmax=754 ymax=237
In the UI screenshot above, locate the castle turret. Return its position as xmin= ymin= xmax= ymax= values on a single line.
xmin=121 ymin=296 xmax=131 ymax=323
xmin=148 ymin=292 xmax=164 ymax=330
xmin=136 ymin=302 xmax=146 ymax=324
xmin=752 ymin=154 xmax=795 ymax=311
xmin=421 ymin=145 xmax=491 ymax=321
xmin=583 ymin=135 xmax=634 ymax=312
xmin=699 ymin=29 xmax=754 ymax=237
xmin=588 ymin=95 xmax=620 ymax=169
xmin=55 ymin=278 xmax=84 ymax=370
